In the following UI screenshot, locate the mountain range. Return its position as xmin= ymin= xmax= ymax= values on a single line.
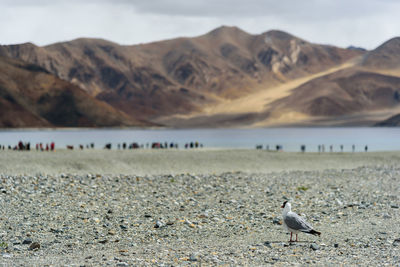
xmin=1 ymin=26 xmax=400 ymax=128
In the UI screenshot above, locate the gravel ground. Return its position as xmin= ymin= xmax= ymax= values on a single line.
xmin=0 ymin=150 xmax=399 ymax=266
xmin=1 ymin=149 xmax=400 ymax=175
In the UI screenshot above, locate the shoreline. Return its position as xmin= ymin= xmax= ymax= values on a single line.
xmin=1 ymin=149 xmax=399 ymax=176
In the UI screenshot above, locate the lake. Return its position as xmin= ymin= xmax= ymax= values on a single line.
xmin=0 ymin=127 xmax=399 ymax=152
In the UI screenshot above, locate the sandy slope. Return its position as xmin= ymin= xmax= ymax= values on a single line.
xmin=158 ymin=59 xmax=360 ymax=127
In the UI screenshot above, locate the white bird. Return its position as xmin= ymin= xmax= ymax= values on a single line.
xmin=281 ymin=201 xmax=321 ymax=242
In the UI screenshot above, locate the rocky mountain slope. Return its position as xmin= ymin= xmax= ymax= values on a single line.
xmin=0 ymin=56 xmax=147 ymax=127
xmin=2 ymin=26 xmax=400 ymax=127
xmin=261 ymin=37 xmax=400 ymax=127
xmin=0 ymin=26 xmax=362 ymax=127
xmin=375 ymin=113 xmax=400 ymax=126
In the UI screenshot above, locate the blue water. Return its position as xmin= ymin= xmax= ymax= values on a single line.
xmin=0 ymin=127 xmax=399 ymax=152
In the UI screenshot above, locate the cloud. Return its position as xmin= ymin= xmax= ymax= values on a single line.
xmin=0 ymin=0 xmax=400 ymax=49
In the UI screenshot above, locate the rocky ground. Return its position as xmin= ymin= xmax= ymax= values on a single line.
xmin=0 ymin=150 xmax=399 ymax=266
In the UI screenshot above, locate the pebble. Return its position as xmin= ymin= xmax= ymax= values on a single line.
xmin=272 ymin=217 xmax=282 ymax=225
xmin=335 ymin=199 xmax=343 ymax=206
xmin=28 ymin=242 xmax=40 ymax=251
xmin=22 ymin=239 xmax=32 ymax=245
xmin=0 ymin=164 xmax=398 ymax=266
xmin=264 ymin=241 xmax=272 ymax=248
xmin=310 ymin=243 xmax=319 ymax=251
xmin=189 ymin=253 xmax=199 ymax=262
xmin=154 ymin=220 xmax=165 ymax=228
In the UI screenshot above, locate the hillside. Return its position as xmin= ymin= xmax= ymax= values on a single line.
xmin=4 ymin=26 xmax=400 ymax=128
xmin=375 ymin=114 xmax=400 ymax=126
xmin=0 ymin=56 xmax=148 ymax=127
xmin=0 ymin=26 xmax=362 ymax=126
xmin=362 ymin=37 xmax=400 ymax=70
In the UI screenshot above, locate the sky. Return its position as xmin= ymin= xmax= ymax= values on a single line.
xmin=1 ymin=0 xmax=399 ymax=50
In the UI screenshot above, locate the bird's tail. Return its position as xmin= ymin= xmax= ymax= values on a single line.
xmin=309 ymin=229 xmax=321 ymax=236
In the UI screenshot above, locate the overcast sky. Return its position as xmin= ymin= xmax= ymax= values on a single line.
xmin=1 ymin=0 xmax=399 ymax=49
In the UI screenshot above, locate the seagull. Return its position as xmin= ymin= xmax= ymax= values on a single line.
xmin=281 ymin=201 xmax=321 ymax=242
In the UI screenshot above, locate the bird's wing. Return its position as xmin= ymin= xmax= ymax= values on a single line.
xmin=284 ymin=212 xmax=313 ymax=232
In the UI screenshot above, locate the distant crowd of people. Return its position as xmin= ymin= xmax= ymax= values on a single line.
xmin=255 ymin=144 xmax=369 ymax=152
xmin=255 ymin=144 xmax=283 ymax=151
xmin=0 ymin=141 xmax=56 ymax=151
xmin=103 ymin=141 xmax=203 ymax=150
xmin=66 ymin=143 xmax=95 ymax=150
xmin=317 ymin=144 xmax=368 ymax=153
xmin=0 ymin=141 xmax=205 ymax=151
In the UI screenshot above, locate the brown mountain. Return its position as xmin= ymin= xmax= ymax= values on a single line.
xmin=375 ymin=114 xmax=400 ymax=126
xmin=255 ymin=37 xmax=400 ymax=126
xmin=362 ymin=37 xmax=400 ymax=69
xmin=159 ymin=35 xmax=400 ymax=127
xmin=0 ymin=26 xmax=362 ymax=127
xmin=266 ymin=69 xmax=400 ymax=121
xmin=0 ymin=56 xmax=147 ymax=127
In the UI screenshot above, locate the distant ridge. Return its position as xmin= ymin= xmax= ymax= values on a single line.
xmin=1 ymin=26 xmax=400 ymax=128
xmin=0 ymin=56 xmax=149 ymax=127
xmin=347 ymin=45 xmax=367 ymax=52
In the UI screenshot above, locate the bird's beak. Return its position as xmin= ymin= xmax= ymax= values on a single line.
xmin=281 ymin=204 xmax=284 ymax=208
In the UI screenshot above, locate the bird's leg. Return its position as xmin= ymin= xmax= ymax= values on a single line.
xmin=295 ymin=234 xmax=298 ymax=242
xmin=289 ymin=232 xmax=293 ymax=242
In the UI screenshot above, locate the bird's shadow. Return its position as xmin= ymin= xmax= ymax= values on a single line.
xmin=264 ymin=240 xmax=314 ymax=244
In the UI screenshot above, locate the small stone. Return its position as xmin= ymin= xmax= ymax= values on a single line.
xmin=264 ymin=241 xmax=272 ymax=248
xmin=334 ymin=243 xmax=339 ymax=248
xmin=393 ymin=238 xmax=400 ymax=246
xmin=154 ymin=220 xmax=165 ymax=228
xmin=50 ymin=228 xmax=63 ymax=234
xmin=310 ymin=243 xmax=319 ymax=251
xmin=28 ymin=242 xmax=40 ymax=251
xmin=272 ymin=257 xmax=279 ymax=261
xmin=383 ymin=213 xmax=392 ymax=219
xmin=185 ymin=220 xmax=196 ymax=228
xmin=391 ymin=205 xmax=399 ymax=209
xmin=108 ymin=230 xmax=116 ymax=235
xmin=272 ymin=217 xmax=282 ymax=225
xmin=98 ymin=240 xmax=108 ymax=244
xmin=2 ymin=253 xmax=12 ymax=258
xmin=119 ymin=225 xmax=127 ymax=230
xmin=189 ymin=253 xmax=198 ymax=262
xmin=22 ymin=239 xmax=32 ymax=245
xmin=116 ymin=262 xmax=129 ymax=267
